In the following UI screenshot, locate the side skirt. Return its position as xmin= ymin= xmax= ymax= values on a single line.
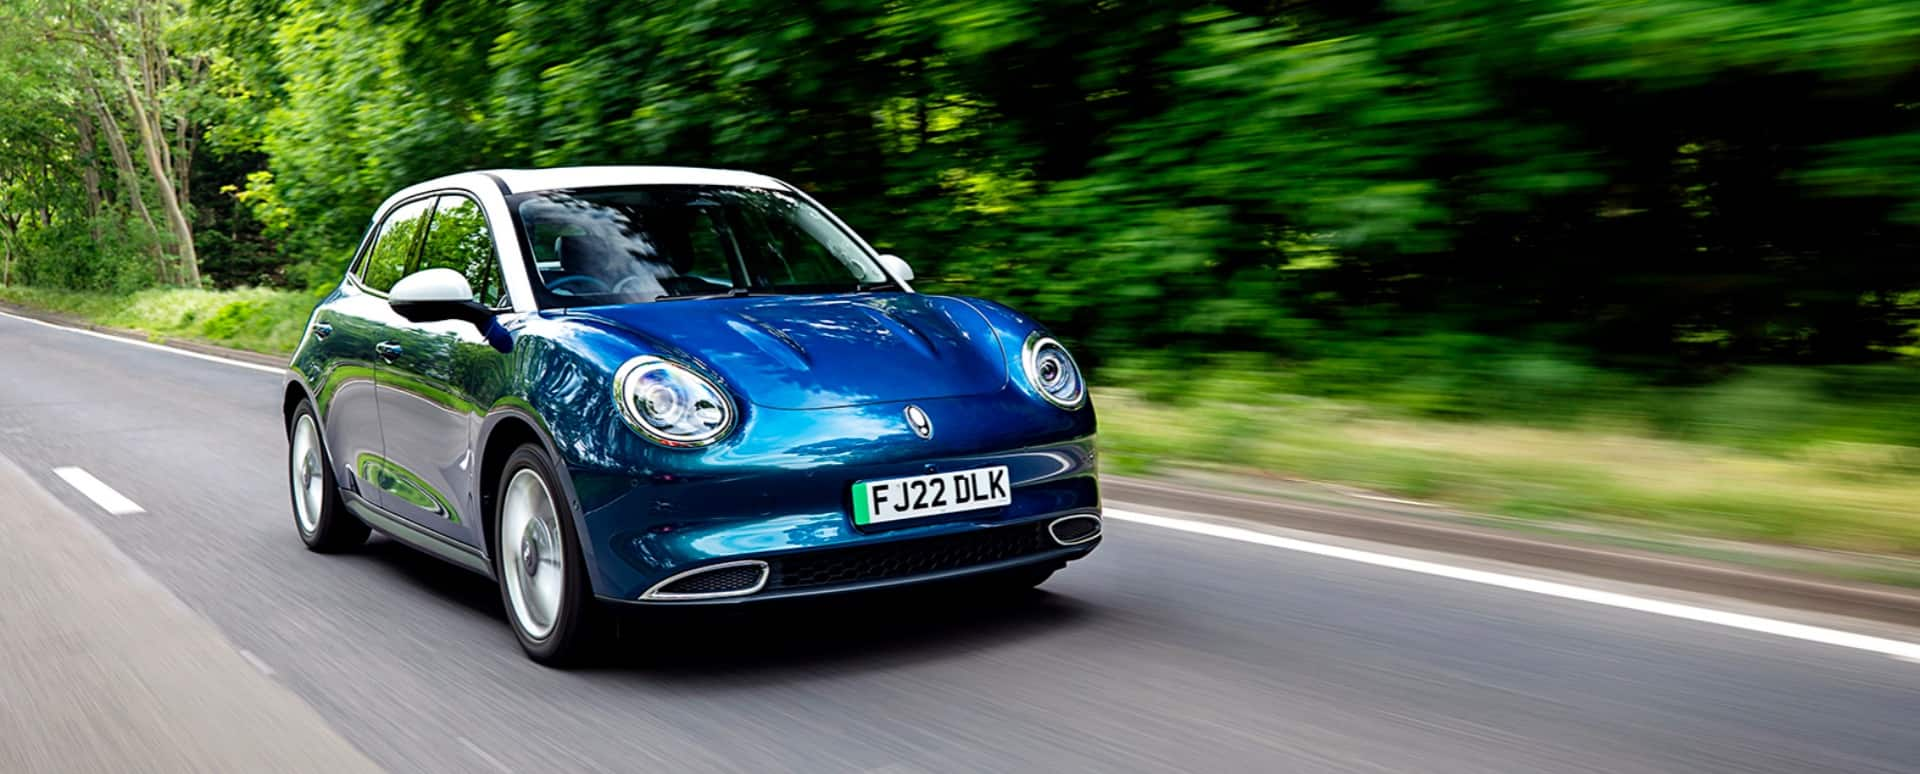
xmin=342 ymin=489 xmax=494 ymax=579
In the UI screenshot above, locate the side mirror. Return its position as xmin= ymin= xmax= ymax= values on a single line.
xmin=876 ymin=253 xmax=915 ymax=283
xmin=389 ymin=268 xmax=495 ymax=330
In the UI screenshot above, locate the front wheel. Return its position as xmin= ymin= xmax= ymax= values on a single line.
xmin=494 ymin=444 xmax=601 ymax=666
xmin=288 ymin=400 xmax=369 ymax=553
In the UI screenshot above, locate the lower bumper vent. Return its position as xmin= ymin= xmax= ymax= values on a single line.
xmin=644 ymin=561 xmax=769 ymax=600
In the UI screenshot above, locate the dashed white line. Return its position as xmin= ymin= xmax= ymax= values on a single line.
xmin=52 ymin=467 xmax=145 ymax=515
xmin=0 ymin=309 xmax=283 ymax=375
xmin=237 ymin=648 xmax=277 ymax=677
xmin=457 ymin=736 xmax=514 ymax=774
xmin=1105 ymin=507 xmax=1920 ymax=663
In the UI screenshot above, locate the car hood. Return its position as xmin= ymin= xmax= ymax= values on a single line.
xmin=565 ymin=293 xmax=1008 ymax=410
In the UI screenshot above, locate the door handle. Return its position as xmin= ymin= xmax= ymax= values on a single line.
xmin=311 ymin=322 xmax=333 ymax=340
xmin=374 ymin=341 xmax=403 ymax=362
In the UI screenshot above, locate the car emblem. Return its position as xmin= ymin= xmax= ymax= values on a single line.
xmin=904 ymin=405 xmax=933 ymax=440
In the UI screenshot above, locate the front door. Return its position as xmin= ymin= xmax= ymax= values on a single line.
xmin=320 ymin=197 xmax=432 ymax=507
xmin=370 ymin=193 xmax=510 ymax=548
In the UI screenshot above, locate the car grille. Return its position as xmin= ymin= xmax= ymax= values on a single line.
xmin=654 ymin=563 xmax=766 ymax=596
xmin=766 ymin=522 xmax=1061 ymax=591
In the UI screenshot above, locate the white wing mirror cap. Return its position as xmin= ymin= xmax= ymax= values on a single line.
xmin=877 ymin=253 xmax=915 ymax=283
xmin=390 ymin=268 xmax=476 ymax=304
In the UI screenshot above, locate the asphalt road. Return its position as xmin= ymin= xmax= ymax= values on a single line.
xmin=3 ymin=310 xmax=1920 ymax=773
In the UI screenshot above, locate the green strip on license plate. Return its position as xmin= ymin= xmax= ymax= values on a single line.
xmin=851 ymin=481 xmax=873 ymax=525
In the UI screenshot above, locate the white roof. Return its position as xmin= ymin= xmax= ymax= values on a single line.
xmin=484 ymin=166 xmax=791 ymax=194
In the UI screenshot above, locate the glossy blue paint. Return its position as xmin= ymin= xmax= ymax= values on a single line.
xmin=571 ymin=294 xmax=1008 ymax=409
xmin=483 ymin=298 xmax=1100 ymax=599
xmin=286 ymin=171 xmax=1100 ymax=605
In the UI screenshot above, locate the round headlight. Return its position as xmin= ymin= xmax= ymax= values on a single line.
xmin=613 ymin=356 xmax=736 ymax=446
xmin=1023 ymin=334 xmax=1086 ymax=409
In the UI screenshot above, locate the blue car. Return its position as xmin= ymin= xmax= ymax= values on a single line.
xmin=283 ymin=167 xmax=1101 ymax=664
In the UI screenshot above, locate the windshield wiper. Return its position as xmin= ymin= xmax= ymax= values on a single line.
xmin=655 ymin=287 xmax=755 ymax=302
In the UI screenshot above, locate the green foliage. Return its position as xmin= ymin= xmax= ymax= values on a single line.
xmin=12 ymin=216 xmax=160 ymax=294
xmin=0 ymin=284 xmax=313 ymax=354
xmin=165 ymin=0 xmax=1920 ymax=370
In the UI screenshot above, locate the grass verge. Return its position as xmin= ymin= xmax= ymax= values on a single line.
xmin=1098 ymin=389 xmax=1920 ymax=557
xmin=0 ymin=285 xmax=315 ymax=356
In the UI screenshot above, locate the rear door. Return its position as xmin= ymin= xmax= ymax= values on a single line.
xmin=370 ymin=193 xmax=509 ymax=546
xmin=318 ymin=198 xmax=431 ymax=505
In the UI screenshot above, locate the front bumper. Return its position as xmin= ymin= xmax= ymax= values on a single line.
xmin=609 ymin=518 xmax=1100 ymax=606
xmin=568 ymin=397 xmax=1100 ymax=602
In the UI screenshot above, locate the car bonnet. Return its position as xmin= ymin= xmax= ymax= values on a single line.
xmin=565 ymin=293 xmax=1009 ymax=410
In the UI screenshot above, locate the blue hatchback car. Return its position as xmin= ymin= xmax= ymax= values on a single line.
xmin=283 ymin=167 xmax=1101 ymax=664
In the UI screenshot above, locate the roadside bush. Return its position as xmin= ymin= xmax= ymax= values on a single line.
xmin=13 ymin=217 xmax=157 ymax=294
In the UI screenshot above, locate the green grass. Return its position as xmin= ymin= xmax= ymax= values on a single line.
xmin=1097 ymin=388 xmax=1920 ymax=556
xmin=0 ymin=285 xmax=316 ymax=356
xmin=7 ymin=283 xmax=1918 ymax=558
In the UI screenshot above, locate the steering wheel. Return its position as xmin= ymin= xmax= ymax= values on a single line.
xmin=546 ymin=275 xmax=609 ymax=295
xmin=657 ymin=275 xmax=735 ymax=296
xmin=611 ymin=275 xmax=658 ymax=296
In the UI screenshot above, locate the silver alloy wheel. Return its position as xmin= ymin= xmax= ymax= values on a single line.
xmin=501 ymin=468 xmax=565 ymax=640
xmin=290 ymin=414 xmax=325 ymax=535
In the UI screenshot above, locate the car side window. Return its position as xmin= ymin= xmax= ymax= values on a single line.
xmin=418 ymin=195 xmax=505 ymax=307
xmin=358 ymin=198 xmax=433 ymax=293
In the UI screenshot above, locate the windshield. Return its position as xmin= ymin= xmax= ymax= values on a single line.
xmin=510 ymin=185 xmax=894 ymax=307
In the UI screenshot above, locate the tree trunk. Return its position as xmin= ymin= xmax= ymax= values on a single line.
xmin=78 ymin=111 xmax=103 ymax=242
xmin=89 ymin=83 xmax=172 ymax=285
xmin=112 ymin=49 xmax=199 ymax=288
xmin=39 ymin=161 xmax=53 ymax=227
xmin=0 ymin=210 xmax=18 ymax=287
xmin=172 ymin=55 xmax=205 ymax=204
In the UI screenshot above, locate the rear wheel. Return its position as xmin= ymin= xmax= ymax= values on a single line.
xmin=494 ymin=444 xmax=601 ymax=666
xmin=287 ymin=400 xmax=369 ymax=552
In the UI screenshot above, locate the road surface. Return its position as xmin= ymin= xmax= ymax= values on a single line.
xmin=2 ymin=310 xmax=1918 ymax=773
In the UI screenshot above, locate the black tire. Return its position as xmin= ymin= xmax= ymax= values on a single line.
xmin=287 ymin=399 xmax=369 ymax=553
xmin=493 ymin=444 xmax=602 ymax=666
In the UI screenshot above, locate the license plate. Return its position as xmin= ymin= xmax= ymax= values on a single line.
xmin=851 ymin=466 xmax=1011 ymax=526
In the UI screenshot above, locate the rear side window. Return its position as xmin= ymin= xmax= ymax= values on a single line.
xmin=417 ymin=195 xmax=504 ymax=307
xmin=358 ymin=198 xmax=433 ymax=293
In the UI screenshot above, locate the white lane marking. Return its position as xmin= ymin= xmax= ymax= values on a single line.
xmin=1345 ymin=492 xmax=1436 ymax=507
xmin=457 ymin=736 xmax=514 ymax=774
xmin=1105 ymin=507 xmax=1920 ymax=663
xmin=0 ymin=309 xmax=282 ymax=375
xmin=237 ymin=648 xmax=277 ymax=677
xmin=52 ymin=467 xmax=145 ymax=515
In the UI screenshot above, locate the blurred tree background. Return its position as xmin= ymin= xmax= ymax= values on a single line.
xmin=4 ymin=0 xmax=1920 ymax=410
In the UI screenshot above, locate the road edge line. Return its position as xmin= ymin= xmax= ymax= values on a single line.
xmin=1106 ymin=507 xmax=1920 ymax=663
xmin=0 ymin=307 xmax=285 ymax=375
xmin=1104 ymin=476 xmax=1920 ymax=629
